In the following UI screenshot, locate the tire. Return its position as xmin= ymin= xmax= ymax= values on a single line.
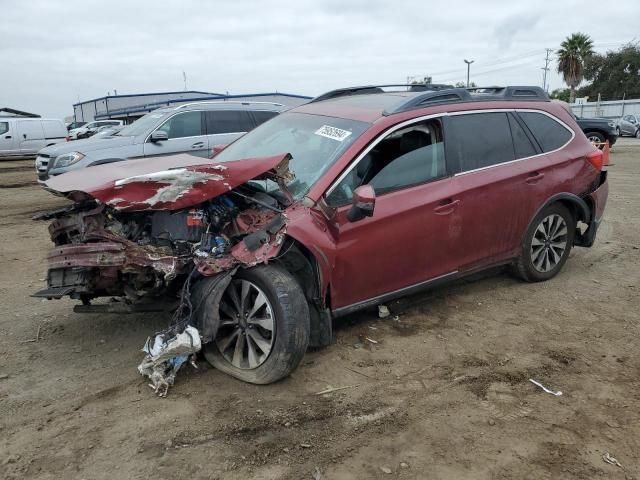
xmin=615 ymin=127 xmax=620 ymax=136
xmin=203 ymin=264 xmax=310 ymax=384
xmin=515 ymin=203 xmax=576 ymax=282
xmin=635 ymin=128 xmax=640 ymax=139
xmin=585 ymin=131 xmax=606 ymax=148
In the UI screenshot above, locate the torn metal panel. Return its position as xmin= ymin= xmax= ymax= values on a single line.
xmin=138 ymin=326 xmax=202 ymax=397
xmin=44 ymin=153 xmax=293 ymax=212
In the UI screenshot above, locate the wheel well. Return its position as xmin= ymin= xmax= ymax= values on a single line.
xmin=275 ymin=237 xmax=332 ymax=348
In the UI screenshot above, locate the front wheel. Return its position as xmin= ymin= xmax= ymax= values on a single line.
xmin=203 ymin=264 xmax=310 ymax=384
xmin=635 ymin=128 xmax=640 ymax=139
xmin=515 ymin=203 xmax=576 ymax=282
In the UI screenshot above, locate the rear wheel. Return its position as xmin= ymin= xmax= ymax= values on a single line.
xmin=585 ymin=131 xmax=606 ymax=148
xmin=203 ymin=264 xmax=310 ymax=384
xmin=635 ymin=128 xmax=640 ymax=139
xmin=515 ymin=203 xmax=575 ymax=282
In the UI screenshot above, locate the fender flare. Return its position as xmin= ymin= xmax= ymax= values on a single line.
xmin=533 ymin=192 xmax=591 ymax=224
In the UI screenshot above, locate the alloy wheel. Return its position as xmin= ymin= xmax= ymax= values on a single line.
xmin=530 ymin=214 xmax=568 ymax=273
xmin=215 ymin=279 xmax=276 ymax=369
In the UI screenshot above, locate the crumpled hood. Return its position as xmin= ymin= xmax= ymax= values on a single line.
xmin=44 ymin=152 xmax=292 ymax=212
xmin=39 ymin=135 xmax=137 ymax=157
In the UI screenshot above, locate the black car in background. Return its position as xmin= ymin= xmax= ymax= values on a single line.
xmin=575 ymin=116 xmax=618 ymax=147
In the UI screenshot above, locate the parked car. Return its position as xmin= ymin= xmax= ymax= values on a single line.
xmin=36 ymin=101 xmax=284 ymax=181
xmin=574 ymin=116 xmax=618 ymax=147
xmin=91 ymin=125 xmax=124 ymax=138
xmin=65 ymin=121 xmax=87 ymax=131
xmin=34 ymin=85 xmax=608 ymax=385
xmin=0 ymin=117 xmax=66 ymax=160
xmin=617 ymin=114 xmax=640 ymax=137
xmin=69 ymin=120 xmax=124 ymax=140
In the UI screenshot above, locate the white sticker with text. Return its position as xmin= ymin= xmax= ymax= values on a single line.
xmin=314 ymin=125 xmax=353 ymax=142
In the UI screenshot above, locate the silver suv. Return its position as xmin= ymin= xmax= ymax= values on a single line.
xmin=36 ymin=101 xmax=284 ymax=181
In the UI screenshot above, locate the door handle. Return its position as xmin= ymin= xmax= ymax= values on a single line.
xmin=5 ymin=135 xmax=11 ymax=139
xmin=23 ymin=134 xmax=27 ymax=139
xmin=526 ymin=172 xmax=545 ymax=184
xmin=191 ymin=142 xmax=204 ymax=148
xmin=434 ymin=199 xmax=460 ymax=215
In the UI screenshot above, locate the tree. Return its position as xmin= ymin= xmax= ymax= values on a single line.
xmin=550 ymin=88 xmax=571 ymax=102
xmin=557 ymin=33 xmax=594 ymax=103
xmin=578 ymin=43 xmax=640 ymax=100
xmin=454 ymin=81 xmax=477 ymax=88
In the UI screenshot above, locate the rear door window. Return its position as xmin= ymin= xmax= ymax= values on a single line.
xmin=206 ymin=111 xmax=254 ymax=135
xmin=0 ymin=122 xmax=8 ymax=135
xmin=517 ymin=112 xmax=572 ymax=152
xmin=507 ymin=113 xmax=538 ymax=158
xmin=446 ymin=112 xmax=515 ymax=173
xmin=251 ymin=110 xmax=278 ymax=127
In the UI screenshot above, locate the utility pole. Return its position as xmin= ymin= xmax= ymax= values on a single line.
xmin=464 ymin=59 xmax=474 ymax=87
xmin=541 ymin=48 xmax=553 ymax=92
xmin=182 ymin=71 xmax=187 ymax=91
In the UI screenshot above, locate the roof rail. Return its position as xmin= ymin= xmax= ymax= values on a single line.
xmin=174 ymin=100 xmax=285 ymax=110
xmin=309 ymin=84 xmax=454 ymax=103
xmin=466 ymin=86 xmax=549 ymax=100
xmin=383 ymin=85 xmax=550 ymax=115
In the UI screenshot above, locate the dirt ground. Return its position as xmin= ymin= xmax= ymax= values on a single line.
xmin=1 ymin=139 xmax=639 ymax=480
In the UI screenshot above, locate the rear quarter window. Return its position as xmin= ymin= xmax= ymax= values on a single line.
xmin=517 ymin=112 xmax=572 ymax=153
xmin=252 ymin=110 xmax=278 ymax=126
xmin=206 ymin=111 xmax=254 ymax=134
xmin=0 ymin=122 xmax=8 ymax=135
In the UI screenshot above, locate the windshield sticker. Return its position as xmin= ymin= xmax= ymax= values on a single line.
xmin=314 ymin=125 xmax=353 ymax=142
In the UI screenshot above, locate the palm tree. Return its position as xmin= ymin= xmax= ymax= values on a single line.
xmin=557 ymin=33 xmax=594 ymax=103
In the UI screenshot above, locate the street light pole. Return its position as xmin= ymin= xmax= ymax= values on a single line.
xmin=464 ymin=59 xmax=474 ymax=88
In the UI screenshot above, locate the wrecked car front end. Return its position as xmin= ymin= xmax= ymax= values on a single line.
xmin=33 ymin=153 xmax=293 ymax=308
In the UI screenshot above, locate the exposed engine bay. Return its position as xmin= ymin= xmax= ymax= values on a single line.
xmin=34 ymin=184 xmax=288 ymax=305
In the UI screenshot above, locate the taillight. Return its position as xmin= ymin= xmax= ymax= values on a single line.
xmin=65 ymin=136 xmax=70 ymax=142
xmin=586 ymin=148 xmax=604 ymax=171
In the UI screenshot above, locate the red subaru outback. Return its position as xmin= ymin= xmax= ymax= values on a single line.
xmin=36 ymin=85 xmax=608 ymax=385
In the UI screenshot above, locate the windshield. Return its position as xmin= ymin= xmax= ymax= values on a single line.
xmin=115 ymin=110 xmax=171 ymax=137
xmin=214 ymin=112 xmax=370 ymax=198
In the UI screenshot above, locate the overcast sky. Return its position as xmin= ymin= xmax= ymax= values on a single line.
xmin=1 ymin=0 xmax=638 ymax=119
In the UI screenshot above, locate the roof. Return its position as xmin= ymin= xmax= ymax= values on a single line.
xmin=0 ymin=107 xmax=40 ymax=118
xmin=292 ymin=85 xmax=550 ymax=122
xmin=293 ymin=92 xmax=415 ymax=122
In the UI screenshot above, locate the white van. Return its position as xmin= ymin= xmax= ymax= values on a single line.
xmin=0 ymin=118 xmax=67 ymax=160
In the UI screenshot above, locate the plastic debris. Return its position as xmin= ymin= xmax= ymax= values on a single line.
xmin=138 ymin=326 xmax=201 ymax=397
xmin=602 ymin=452 xmax=622 ymax=468
xmin=378 ymin=304 xmax=390 ymax=318
xmin=529 ymin=378 xmax=562 ymax=396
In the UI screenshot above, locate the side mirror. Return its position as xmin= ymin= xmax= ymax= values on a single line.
xmin=347 ymin=185 xmax=376 ymax=222
xmin=150 ymin=131 xmax=169 ymax=143
xmin=210 ymin=143 xmax=227 ymax=157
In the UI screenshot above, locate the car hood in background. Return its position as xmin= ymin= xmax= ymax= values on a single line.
xmin=38 ymin=135 xmax=137 ymax=157
xmin=44 ymin=152 xmax=293 ymax=212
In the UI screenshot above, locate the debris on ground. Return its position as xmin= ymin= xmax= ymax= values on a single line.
xmin=529 ymin=378 xmax=563 ymax=396
xmin=365 ymin=337 xmax=379 ymax=344
xmin=378 ymin=304 xmax=390 ymax=318
xmin=400 ymin=462 xmax=409 ymax=469
xmin=602 ymin=452 xmax=623 ymax=468
xmin=380 ymin=466 xmax=392 ymax=474
xmin=312 ymin=466 xmax=323 ymax=479
xmin=137 ymin=325 xmax=202 ymax=397
xmin=315 ymin=384 xmax=359 ymax=395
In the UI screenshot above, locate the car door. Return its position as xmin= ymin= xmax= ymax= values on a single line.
xmin=143 ymin=111 xmax=209 ymax=158
xmin=16 ymin=120 xmax=45 ymax=154
xmin=443 ymin=111 xmax=546 ymax=270
xmin=325 ymin=117 xmax=461 ymax=310
xmin=0 ymin=121 xmax=15 ymax=156
xmin=205 ymin=110 xmax=254 ymax=149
